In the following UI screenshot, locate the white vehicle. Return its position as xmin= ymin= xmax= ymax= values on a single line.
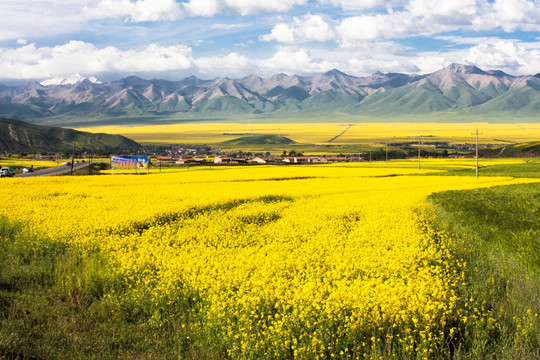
xmin=23 ymin=165 xmax=35 ymax=173
xmin=0 ymin=167 xmax=15 ymax=177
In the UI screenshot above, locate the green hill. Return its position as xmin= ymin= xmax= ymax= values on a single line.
xmin=0 ymin=118 xmax=141 ymax=152
xmin=481 ymin=140 xmax=540 ymax=157
xmin=468 ymin=81 xmax=540 ymax=116
xmin=350 ymin=82 xmax=457 ymax=114
xmin=299 ymin=90 xmax=364 ymax=113
xmin=219 ymin=135 xmax=296 ymax=146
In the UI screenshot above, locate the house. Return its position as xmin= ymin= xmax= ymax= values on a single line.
xmin=175 ymin=158 xmax=196 ymax=164
xmin=310 ymin=157 xmax=328 ymax=163
xmin=213 ymin=156 xmax=232 ymax=164
xmin=281 ymin=157 xmax=297 ymax=163
xmin=250 ymin=157 xmax=266 ymax=164
xmin=156 ymin=155 xmax=179 ymax=163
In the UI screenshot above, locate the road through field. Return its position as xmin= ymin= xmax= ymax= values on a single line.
xmin=15 ymin=163 xmax=89 ymax=177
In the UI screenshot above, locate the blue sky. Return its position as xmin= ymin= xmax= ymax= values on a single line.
xmin=0 ymin=0 xmax=539 ymax=82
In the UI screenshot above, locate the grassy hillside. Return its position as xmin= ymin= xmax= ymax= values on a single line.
xmin=349 ymin=82 xmax=458 ymax=114
xmin=0 ymin=118 xmax=141 ymax=152
xmin=481 ymin=141 xmax=540 ymax=157
xmin=467 ymin=81 xmax=540 ymax=116
xmin=219 ymin=134 xmax=296 ymax=146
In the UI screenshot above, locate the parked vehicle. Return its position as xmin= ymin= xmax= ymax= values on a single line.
xmin=23 ymin=166 xmax=35 ymax=173
xmin=0 ymin=167 xmax=15 ymax=177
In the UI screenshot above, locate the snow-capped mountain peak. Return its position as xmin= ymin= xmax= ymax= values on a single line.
xmin=40 ymin=73 xmax=102 ymax=86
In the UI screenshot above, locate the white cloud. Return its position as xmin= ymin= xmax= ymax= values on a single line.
xmin=235 ymin=40 xmax=256 ymax=47
xmin=466 ymin=41 xmax=540 ymax=75
xmin=195 ymin=52 xmax=250 ymax=74
xmin=406 ymin=0 xmax=485 ymax=20
xmin=260 ymin=1 xmax=540 ymax=48
xmin=348 ymin=58 xmax=418 ymax=75
xmin=261 ymin=24 xmax=296 ymax=43
xmin=223 ymin=0 xmax=308 ymax=15
xmin=317 ymin=0 xmax=403 ymax=11
xmin=259 ymin=46 xmax=337 ymax=74
xmin=83 ymin=0 xmax=184 ymax=21
xmin=0 ymin=41 xmax=194 ymax=80
xmin=261 ymin=14 xmax=335 ymax=43
xmin=435 ymin=36 xmax=516 ymax=46
xmin=210 ymin=23 xmax=246 ymax=30
xmin=182 ymin=0 xmax=221 ymax=17
xmin=490 ymin=0 xmax=540 ymax=32
xmin=17 ymin=39 xmax=28 ymax=45
xmin=336 ymin=13 xmax=418 ymax=45
xmin=183 ymin=0 xmax=307 ymax=17
xmin=0 ymin=1 xmax=87 ymax=42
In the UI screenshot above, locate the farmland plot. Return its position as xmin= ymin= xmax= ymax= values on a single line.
xmin=0 ymin=163 xmax=538 ymax=359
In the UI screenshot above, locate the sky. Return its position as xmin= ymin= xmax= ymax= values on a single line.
xmin=0 ymin=0 xmax=539 ymax=83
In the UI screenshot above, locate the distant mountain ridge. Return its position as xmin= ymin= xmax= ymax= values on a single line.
xmin=0 ymin=118 xmax=141 ymax=152
xmin=0 ymin=64 xmax=539 ymax=124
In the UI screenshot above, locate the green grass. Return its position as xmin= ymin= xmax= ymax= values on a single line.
xmin=219 ymin=134 xmax=296 ymax=146
xmin=427 ymin=182 xmax=540 ymax=359
xmin=417 ymin=159 xmax=540 ymax=178
xmin=0 ymin=218 xmax=191 ymax=359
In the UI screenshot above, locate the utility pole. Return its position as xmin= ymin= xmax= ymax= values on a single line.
xmin=475 ymin=128 xmax=479 ymax=178
xmin=472 ymin=128 xmax=482 ymax=178
xmin=418 ymin=136 xmax=421 ymax=170
xmin=70 ymin=141 xmax=75 ymax=175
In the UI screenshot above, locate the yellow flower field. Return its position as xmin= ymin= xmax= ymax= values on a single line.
xmin=79 ymin=122 xmax=540 ymax=146
xmin=1 ymin=162 xmax=538 ymax=358
xmin=0 ymin=157 xmax=58 ymax=168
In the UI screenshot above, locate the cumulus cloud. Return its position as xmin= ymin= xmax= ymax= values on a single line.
xmin=0 ymin=1 xmax=87 ymax=42
xmin=0 ymin=41 xmax=194 ymax=80
xmin=336 ymin=13 xmax=418 ymax=45
xmin=195 ymin=52 xmax=250 ymax=74
xmin=183 ymin=0 xmax=307 ymax=17
xmin=406 ymin=0 xmax=485 ymax=20
xmin=83 ymin=0 xmax=308 ymax=21
xmin=490 ymin=0 xmax=540 ymax=31
xmin=465 ymin=40 xmax=540 ymax=74
xmin=317 ymin=0 xmax=403 ymax=11
xmin=262 ymin=0 xmax=540 ymax=48
xmin=348 ymin=58 xmax=419 ymax=75
xmin=83 ymin=0 xmax=184 ymax=21
xmin=435 ymin=36 xmax=515 ymax=46
xmin=260 ymin=14 xmax=335 ymax=43
xmin=259 ymin=46 xmax=337 ymax=74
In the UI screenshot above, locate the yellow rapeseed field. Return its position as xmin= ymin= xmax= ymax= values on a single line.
xmin=1 ymin=162 xmax=537 ymax=358
xmin=80 ymin=122 xmax=540 ymax=146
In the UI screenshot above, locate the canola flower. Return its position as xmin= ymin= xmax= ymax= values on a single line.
xmin=80 ymin=123 xmax=540 ymax=146
xmin=0 ymin=162 xmax=538 ymax=358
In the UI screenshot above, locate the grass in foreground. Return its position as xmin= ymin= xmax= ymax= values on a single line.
xmin=0 ymin=219 xmax=184 ymax=359
xmin=428 ymin=182 xmax=540 ymax=359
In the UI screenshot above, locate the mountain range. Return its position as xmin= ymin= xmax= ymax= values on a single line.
xmin=0 ymin=64 xmax=539 ymax=125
